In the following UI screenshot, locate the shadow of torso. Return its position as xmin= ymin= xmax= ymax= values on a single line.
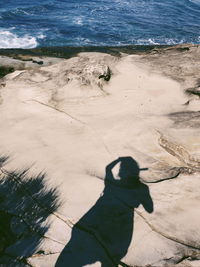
xmin=56 ymin=157 xmax=153 ymax=267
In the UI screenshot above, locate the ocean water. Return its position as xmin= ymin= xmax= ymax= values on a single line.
xmin=0 ymin=0 xmax=200 ymax=48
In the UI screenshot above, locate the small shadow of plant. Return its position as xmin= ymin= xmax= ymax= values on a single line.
xmin=185 ymin=87 xmax=200 ymax=97
xmin=0 ymin=156 xmax=61 ymax=265
xmin=185 ymin=78 xmax=200 ymax=98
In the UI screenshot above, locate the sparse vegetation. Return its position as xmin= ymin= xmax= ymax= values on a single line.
xmin=0 ymin=156 xmax=60 ymax=264
xmin=0 ymin=66 xmax=15 ymax=79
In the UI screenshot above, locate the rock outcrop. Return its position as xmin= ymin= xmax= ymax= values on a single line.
xmin=0 ymin=45 xmax=200 ymax=266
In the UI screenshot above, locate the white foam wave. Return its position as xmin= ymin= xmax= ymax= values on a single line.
xmin=73 ymin=17 xmax=83 ymax=25
xmin=37 ymin=33 xmax=46 ymax=39
xmin=189 ymin=0 xmax=200 ymax=4
xmin=134 ymin=37 xmax=185 ymax=45
xmin=0 ymin=29 xmax=38 ymax=48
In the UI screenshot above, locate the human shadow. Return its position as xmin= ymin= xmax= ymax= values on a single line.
xmin=56 ymin=157 xmax=154 ymax=267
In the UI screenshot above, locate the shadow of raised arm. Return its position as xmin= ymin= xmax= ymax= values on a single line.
xmin=105 ymin=158 xmax=121 ymax=181
xmin=140 ymin=184 xmax=154 ymax=213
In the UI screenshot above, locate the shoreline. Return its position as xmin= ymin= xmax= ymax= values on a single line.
xmin=0 ymin=44 xmax=191 ymax=59
xmin=0 ymin=43 xmax=198 ymax=81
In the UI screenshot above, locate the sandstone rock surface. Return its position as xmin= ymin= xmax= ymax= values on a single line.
xmin=0 ymin=46 xmax=200 ymax=266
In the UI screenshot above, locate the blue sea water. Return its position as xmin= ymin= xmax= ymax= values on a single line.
xmin=0 ymin=0 xmax=200 ymax=48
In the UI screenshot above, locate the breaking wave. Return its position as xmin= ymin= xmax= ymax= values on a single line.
xmin=0 ymin=29 xmax=38 ymax=48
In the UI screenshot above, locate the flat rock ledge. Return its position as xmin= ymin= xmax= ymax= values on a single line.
xmin=0 ymin=45 xmax=200 ymax=267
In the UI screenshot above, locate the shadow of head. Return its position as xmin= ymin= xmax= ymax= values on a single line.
xmin=106 ymin=156 xmax=148 ymax=189
xmin=105 ymin=156 xmax=153 ymax=212
xmin=119 ymin=156 xmax=140 ymax=181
